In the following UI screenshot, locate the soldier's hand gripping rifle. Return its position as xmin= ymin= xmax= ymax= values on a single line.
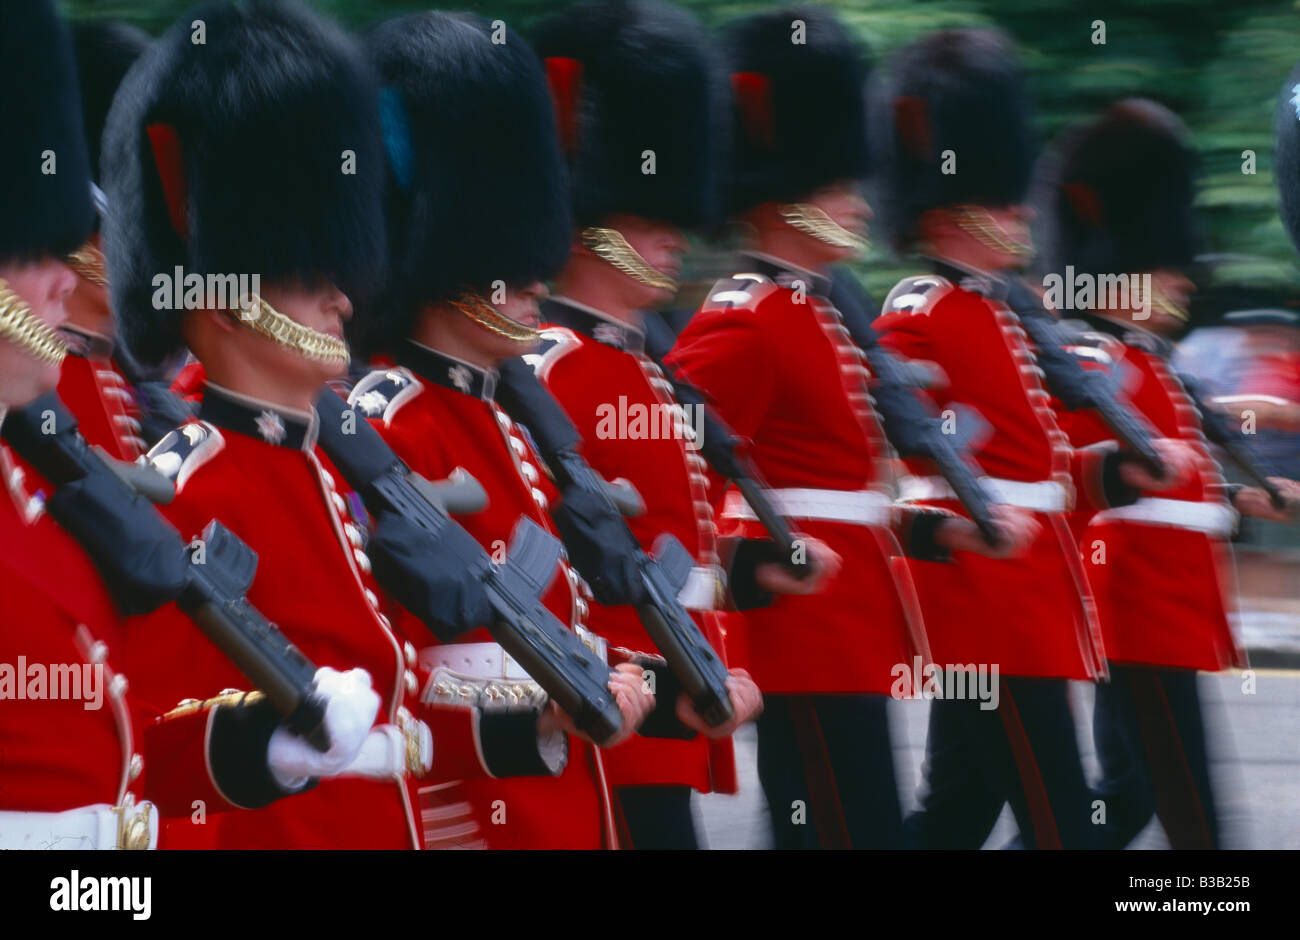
xmin=1177 ymin=373 xmax=1288 ymax=510
xmin=313 ymin=388 xmax=624 ymax=745
xmin=1003 ymin=277 xmax=1167 ymax=479
xmin=2 ymin=393 xmax=331 ymax=750
xmin=494 ymin=357 xmax=734 ymax=729
xmin=826 ymin=269 xmax=1004 ymax=546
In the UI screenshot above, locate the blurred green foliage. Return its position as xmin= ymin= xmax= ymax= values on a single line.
xmin=61 ymin=0 xmax=1300 ymax=299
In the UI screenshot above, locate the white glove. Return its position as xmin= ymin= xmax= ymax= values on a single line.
xmin=267 ymin=667 xmax=381 ymax=791
xmin=340 ymin=721 xmax=434 ymax=779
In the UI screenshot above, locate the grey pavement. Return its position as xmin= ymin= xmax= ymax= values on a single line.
xmin=694 ymin=669 xmax=1300 ymax=849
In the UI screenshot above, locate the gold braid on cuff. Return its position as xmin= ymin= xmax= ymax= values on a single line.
xmin=580 ymin=226 xmax=677 ymax=292
xmin=778 ymin=204 xmax=869 ymax=253
xmin=0 ymin=278 xmax=67 ymax=366
xmin=949 ymin=204 xmax=1033 ymax=257
xmin=234 ymin=294 xmax=350 ymax=365
xmin=448 ymin=289 xmax=539 ymax=343
xmin=67 ymin=243 xmax=109 ymax=287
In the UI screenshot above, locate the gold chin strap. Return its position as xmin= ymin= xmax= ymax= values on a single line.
xmin=234 ymin=294 xmax=350 ymax=365
xmin=580 ymin=226 xmax=677 ymax=292
xmin=778 ymin=204 xmax=869 ymax=253
xmin=67 ymin=243 xmax=109 ymax=287
xmin=448 ymin=289 xmax=539 ymax=343
xmin=949 ymin=204 xmax=1033 ymax=257
xmin=1150 ymin=283 xmax=1189 ymax=323
xmin=0 ymin=278 xmax=68 ymax=366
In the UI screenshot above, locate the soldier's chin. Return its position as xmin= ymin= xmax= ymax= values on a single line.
xmin=0 ymin=359 xmax=59 ymax=410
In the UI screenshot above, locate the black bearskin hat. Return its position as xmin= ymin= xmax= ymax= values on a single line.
xmin=365 ymin=11 xmax=570 ymax=351
xmin=0 ymin=0 xmax=94 ymax=264
xmin=101 ymin=0 xmax=387 ymax=367
xmin=722 ymin=6 xmax=871 ymax=214
xmin=1274 ymin=62 xmax=1300 ymax=254
xmin=1038 ymin=98 xmax=1197 ymax=277
xmin=533 ymin=0 xmax=722 ymax=229
xmin=72 ymin=20 xmax=151 ymax=184
xmin=876 ymin=28 xmax=1034 ymax=252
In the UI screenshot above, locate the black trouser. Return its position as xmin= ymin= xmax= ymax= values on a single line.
xmin=904 ymin=675 xmax=1094 ymax=849
xmin=614 ymin=785 xmax=699 ymax=849
xmin=755 ymin=693 xmax=903 ymax=849
xmin=1092 ymin=662 xmax=1219 ymax=849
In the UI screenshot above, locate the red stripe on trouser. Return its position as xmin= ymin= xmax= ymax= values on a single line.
xmin=1129 ymin=670 xmax=1214 ymax=849
xmin=997 ymin=683 xmax=1063 ymax=850
xmin=789 ymin=698 xmax=853 ymax=849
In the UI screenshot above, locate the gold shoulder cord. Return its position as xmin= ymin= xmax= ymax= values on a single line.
xmin=948 ymin=204 xmax=1033 ymax=257
xmin=778 ymin=204 xmax=869 ymax=253
xmin=67 ymin=243 xmax=109 ymax=287
xmin=448 ymin=288 xmax=539 ymax=343
xmin=235 ymin=294 xmax=350 ymax=364
xmin=0 ymin=278 xmax=68 ymax=366
xmin=580 ymin=226 xmax=678 ymax=292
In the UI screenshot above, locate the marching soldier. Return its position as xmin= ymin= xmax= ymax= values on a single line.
xmin=871 ymin=29 xmax=1197 ymax=848
xmin=0 ymin=0 xmax=330 ymax=851
xmin=665 ymin=8 xmax=1035 ymax=849
xmin=529 ymin=0 xmax=787 ymax=850
xmin=1041 ymin=99 xmax=1299 ymax=847
xmin=353 ymin=11 xmax=657 ymax=850
xmin=101 ymin=0 xmax=529 ymax=849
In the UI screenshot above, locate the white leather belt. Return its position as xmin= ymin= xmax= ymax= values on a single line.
xmin=0 ymin=798 xmax=158 ymax=850
xmin=678 ymin=565 xmax=724 ymax=611
xmin=420 ymin=642 xmax=534 ymax=681
xmin=722 ymin=487 xmax=892 ymax=526
xmin=419 ymin=635 xmax=609 ymax=684
xmin=899 ymin=475 xmax=1068 ymax=513
xmin=1092 ymin=498 xmax=1237 ymax=537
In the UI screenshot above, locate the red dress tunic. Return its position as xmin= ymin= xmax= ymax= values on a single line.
xmin=351 ymin=343 xmax=617 ymax=849
xmin=668 ymin=257 xmax=929 ymax=695
xmin=535 ymin=297 xmax=735 ymax=793
xmin=1055 ymin=322 xmax=1244 ymax=671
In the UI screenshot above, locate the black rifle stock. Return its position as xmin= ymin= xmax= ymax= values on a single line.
xmin=826 ymin=269 xmax=1002 ymax=544
xmin=494 ymin=357 xmax=734 ymax=727
xmin=1004 ymin=278 xmax=1167 ymax=478
xmin=1181 ymin=378 xmax=1287 ymax=510
xmin=313 ymin=388 xmax=624 ymax=745
xmin=3 ymin=394 xmax=330 ymax=750
xmin=640 ymin=314 xmax=846 ymax=569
